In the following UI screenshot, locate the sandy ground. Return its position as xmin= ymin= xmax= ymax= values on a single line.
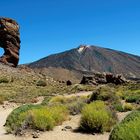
xmin=0 ymin=92 xmax=130 ymax=140
xmin=64 ymin=91 xmax=93 ymax=98
xmin=0 ymin=103 xmax=20 ymax=140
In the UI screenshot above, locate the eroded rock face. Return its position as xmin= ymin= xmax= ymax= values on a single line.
xmin=80 ymin=73 xmax=127 ymax=85
xmin=0 ymin=17 xmax=20 ymax=67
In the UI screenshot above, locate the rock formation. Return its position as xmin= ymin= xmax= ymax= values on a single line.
xmin=80 ymin=73 xmax=127 ymax=85
xmin=0 ymin=17 xmax=20 ymax=67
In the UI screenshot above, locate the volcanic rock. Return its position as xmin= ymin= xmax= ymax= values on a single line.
xmin=80 ymin=73 xmax=126 ymax=85
xmin=66 ymin=80 xmax=72 ymax=86
xmin=0 ymin=17 xmax=20 ymax=67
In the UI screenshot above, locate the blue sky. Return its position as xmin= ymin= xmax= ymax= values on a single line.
xmin=0 ymin=0 xmax=140 ymax=64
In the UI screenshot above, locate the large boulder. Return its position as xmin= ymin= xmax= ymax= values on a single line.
xmin=80 ymin=73 xmax=126 ymax=85
xmin=80 ymin=75 xmax=97 ymax=85
xmin=106 ymin=73 xmax=126 ymax=85
xmin=0 ymin=17 xmax=20 ymax=67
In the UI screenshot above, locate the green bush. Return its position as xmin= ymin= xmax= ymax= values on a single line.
xmin=67 ymin=100 xmax=86 ymax=115
xmin=5 ymin=104 xmax=42 ymax=132
xmin=46 ymin=95 xmax=87 ymax=115
xmin=123 ymin=89 xmax=140 ymax=103
xmin=113 ymin=102 xmax=124 ymax=112
xmin=80 ymin=101 xmax=117 ymax=133
xmin=36 ymin=80 xmax=47 ymax=87
xmin=123 ymin=103 xmax=133 ymax=111
xmin=90 ymin=86 xmax=119 ymax=103
xmin=109 ymin=111 xmax=140 ymax=140
xmin=5 ymin=104 xmax=68 ymax=134
xmin=41 ymin=96 xmax=52 ymax=105
xmin=113 ymin=102 xmax=134 ymax=112
xmin=0 ymin=77 xmax=9 ymax=83
xmin=125 ymin=95 xmax=140 ymax=103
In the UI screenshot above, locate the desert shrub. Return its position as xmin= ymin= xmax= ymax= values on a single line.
xmin=123 ymin=103 xmax=133 ymax=111
xmin=49 ymin=105 xmax=68 ymax=125
xmin=5 ymin=104 xmax=68 ymax=134
xmin=5 ymin=104 xmax=42 ymax=131
xmin=126 ymin=83 xmax=140 ymax=91
xmin=125 ymin=95 xmax=140 ymax=103
xmin=29 ymin=109 xmax=54 ymax=131
xmin=116 ymin=91 xmax=124 ymax=99
xmin=47 ymin=95 xmax=87 ymax=115
xmin=67 ymin=100 xmax=86 ymax=115
xmin=90 ymin=86 xmax=119 ymax=103
xmin=41 ymin=96 xmax=52 ymax=105
xmin=0 ymin=77 xmax=9 ymax=83
xmin=29 ymin=105 xmax=68 ymax=131
xmin=109 ymin=111 xmax=140 ymax=140
xmin=123 ymin=89 xmax=140 ymax=103
xmin=80 ymin=101 xmax=117 ymax=133
xmin=48 ymin=95 xmax=66 ymax=104
xmin=36 ymin=80 xmax=47 ymax=87
xmin=0 ymin=95 xmax=5 ymax=104
xmin=89 ymin=86 xmax=121 ymax=112
xmin=113 ymin=102 xmax=134 ymax=112
xmin=113 ymin=102 xmax=124 ymax=112
xmin=71 ymin=84 xmax=96 ymax=92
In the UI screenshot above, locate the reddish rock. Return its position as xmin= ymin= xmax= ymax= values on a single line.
xmin=0 ymin=17 xmax=20 ymax=67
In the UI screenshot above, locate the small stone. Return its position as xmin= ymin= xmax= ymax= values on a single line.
xmin=32 ymin=132 xmax=40 ymax=138
xmin=71 ymin=112 xmax=77 ymax=115
xmin=62 ymin=128 xmax=67 ymax=131
xmin=65 ymin=126 xmax=72 ymax=129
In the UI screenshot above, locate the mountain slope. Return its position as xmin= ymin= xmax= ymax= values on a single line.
xmin=28 ymin=45 xmax=140 ymax=78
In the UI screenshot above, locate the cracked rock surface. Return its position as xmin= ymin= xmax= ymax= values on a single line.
xmin=0 ymin=17 xmax=20 ymax=67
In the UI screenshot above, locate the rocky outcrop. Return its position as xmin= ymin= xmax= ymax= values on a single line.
xmin=0 ymin=17 xmax=20 ymax=67
xmin=80 ymin=73 xmax=127 ymax=85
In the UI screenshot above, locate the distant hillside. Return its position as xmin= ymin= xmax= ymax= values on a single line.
xmin=28 ymin=45 xmax=140 ymax=79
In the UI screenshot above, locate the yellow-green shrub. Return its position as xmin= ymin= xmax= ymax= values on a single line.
xmin=0 ymin=95 xmax=5 ymax=104
xmin=123 ymin=103 xmax=133 ymax=111
xmin=80 ymin=101 xmax=117 ymax=133
xmin=109 ymin=111 xmax=140 ymax=140
xmin=47 ymin=95 xmax=87 ymax=115
xmin=29 ymin=109 xmax=54 ymax=131
xmin=5 ymin=104 xmax=68 ymax=134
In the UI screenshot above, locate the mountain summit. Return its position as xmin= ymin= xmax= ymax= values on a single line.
xmin=28 ymin=45 xmax=140 ymax=79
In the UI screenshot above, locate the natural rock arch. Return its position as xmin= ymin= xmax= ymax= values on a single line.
xmin=0 ymin=17 xmax=20 ymax=67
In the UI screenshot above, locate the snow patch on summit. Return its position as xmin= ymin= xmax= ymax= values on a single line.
xmin=77 ymin=45 xmax=90 ymax=53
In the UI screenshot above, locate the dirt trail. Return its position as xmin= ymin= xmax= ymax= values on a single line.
xmin=0 ymin=105 xmax=21 ymax=140
xmin=64 ymin=91 xmax=92 ymax=98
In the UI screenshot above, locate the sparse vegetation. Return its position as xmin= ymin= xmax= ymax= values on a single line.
xmin=79 ymin=101 xmax=117 ymax=133
xmin=109 ymin=111 xmax=140 ymax=140
xmin=0 ymin=77 xmax=9 ymax=83
xmin=112 ymin=102 xmax=124 ymax=112
xmin=123 ymin=103 xmax=133 ymax=111
xmin=42 ymin=95 xmax=87 ymax=115
xmin=36 ymin=80 xmax=47 ymax=87
xmin=0 ymin=70 xmax=139 ymax=138
xmin=0 ymin=95 xmax=5 ymax=104
xmin=89 ymin=85 xmax=119 ymax=102
xmin=5 ymin=104 xmax=68 ymax=134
